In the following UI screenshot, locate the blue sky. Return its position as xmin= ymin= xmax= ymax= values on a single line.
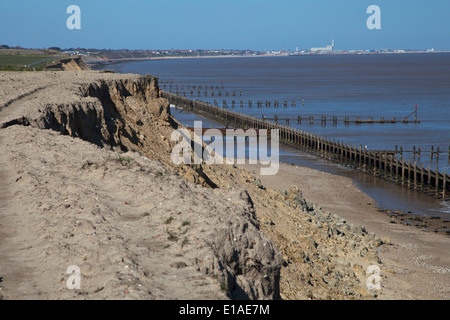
xmin=1 ymin=0 xmax=449 ymax=51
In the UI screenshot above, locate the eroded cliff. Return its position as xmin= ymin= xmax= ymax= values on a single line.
xmin=0 ymin=71 xmax=382 ymax=300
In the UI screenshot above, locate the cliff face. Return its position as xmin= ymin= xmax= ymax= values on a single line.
xmin=29 ymin=73 xmax=218 ymax=187
xmin=46 ymin=56 xmax=90 ymax=71
xmin=38 ymin=75 xmax=169 ymax=150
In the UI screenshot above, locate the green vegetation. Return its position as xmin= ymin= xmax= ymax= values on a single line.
xmin=117 ymin=156 xmax=133 ymax=164
xmin=212 ymin=274 xmax=229 ymax=293
xmin=0 ymin=65 xmax=44 ymax=71
xmin=0 ymin=49 xmax=67 ymax=71
xmin=0 ymin=54 xmax=51 ymax=66
xmin=164 ymin=216 xmax=174 ymax=224
xmin=220 ymin=281 xmax=228 ymax=293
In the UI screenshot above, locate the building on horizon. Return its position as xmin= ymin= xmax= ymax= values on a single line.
xmin=310 ymin=40 xmax=334 ymax=53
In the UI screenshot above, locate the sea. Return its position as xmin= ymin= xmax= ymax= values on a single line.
xmin=97 ymin=53 xmax=450 ymax=218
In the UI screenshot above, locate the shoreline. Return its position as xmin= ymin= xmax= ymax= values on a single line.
xmin=167 ymin=105 xmax=449 ymax=229
xmin=83 ymin=51 xmax=450 ymax=70
xmin=84 ymin=50 xmax=450 ymax=67
xmin=242 ymin=160 xmax=450 ymax=236
xmin=275 ymin=150 xmax=450 ymax=222
xmin=83 ymin=54 xmax=276 ymax=68
xmin=167 ymin=102 xmax=449 ymax=221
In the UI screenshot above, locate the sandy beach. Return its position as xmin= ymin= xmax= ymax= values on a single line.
xmin=239 ymin=162 xmax=450 ymax=299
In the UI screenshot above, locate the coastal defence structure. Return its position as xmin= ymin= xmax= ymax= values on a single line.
xmin=163 ymin=92 xmax=450 ymax=200
xmin=159 ymin=81 xmax=421 ymax=125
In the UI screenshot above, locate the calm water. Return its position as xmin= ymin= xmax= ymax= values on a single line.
xmin=102 ymin=54 xmax=450 ymax=217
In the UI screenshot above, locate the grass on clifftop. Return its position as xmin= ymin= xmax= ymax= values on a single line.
xmin=0 ymin=54 xmax=50 ymax=66
xmin=0 ymin=51 xmax=67 ymax=71
xmin=0 ymin=65 xmax=44 ymax=71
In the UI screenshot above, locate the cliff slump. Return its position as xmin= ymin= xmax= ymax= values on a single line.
xmin=46 ymin=56 xmax=90 ymax=71
xmin=34 ymin=74 xmax=219 ymax=188
xmin=37 ymin=75 xmax=168 ymax=151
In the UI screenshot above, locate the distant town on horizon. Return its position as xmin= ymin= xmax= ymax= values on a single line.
xmin=1 ymin=42 xmax=447 ymax=62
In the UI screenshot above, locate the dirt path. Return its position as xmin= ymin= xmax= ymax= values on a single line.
xmin=0 ymin=155 xmax=11 ymax=299
xmin=0 ymin=86 xmax=50 ymax=126
xmin=0 ymin=89 xmax=49 ymax=299
xmin=0 ymin=167 xmax=41 ymax=299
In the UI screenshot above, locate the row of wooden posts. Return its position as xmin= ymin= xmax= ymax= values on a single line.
xmin=176 ymin=98 xmax=421 ymax=126
xmin=160 ymin=81 xmax=224 ymax=90
xmin=164 ymin=92 xmax=450 ymax=200
xmin=176 ymin=100 xmax=420 ymax=126
xmin=168 ymin=90 xmax=242 ymax=97
xmin=397 ymin=145 xmax=448 ymax=162
xmin=217 ymin=100 xmax=298 ymax=108
xmin=259 ymin=115 xmax=420 ymax=125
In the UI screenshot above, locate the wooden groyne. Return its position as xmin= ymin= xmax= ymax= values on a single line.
xmin=164 ymin=92 xmax=449 ymax=200
xmin=259 ymin=115 xmax=420 ymax=125
xmin=175 ymin=98 xmax=420 ymax=125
